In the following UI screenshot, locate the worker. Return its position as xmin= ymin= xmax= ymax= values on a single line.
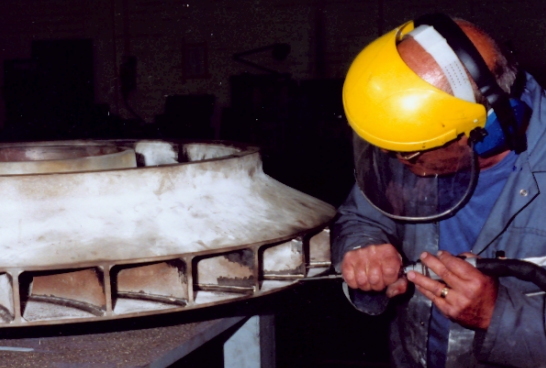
xmin=332 ymin=13 xmax=546 ymax=367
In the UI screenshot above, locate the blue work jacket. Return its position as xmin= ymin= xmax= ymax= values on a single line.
xmin=332 ymin=73 xmax=546 ymax=367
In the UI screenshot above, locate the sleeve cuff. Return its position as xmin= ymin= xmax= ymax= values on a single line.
xmin=342 ymin=282 xmax=390 ymax=315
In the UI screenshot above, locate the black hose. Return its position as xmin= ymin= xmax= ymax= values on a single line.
xmin=477 ymin=258 xmax=546 ymax=291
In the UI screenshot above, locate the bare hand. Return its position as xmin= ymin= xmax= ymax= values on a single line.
xmin=407 ymin=251 xmax=498 ymax=330
xmin=341 ymin=244 xmax=407 ymax=298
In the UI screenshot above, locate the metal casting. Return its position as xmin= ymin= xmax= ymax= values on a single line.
xmin=0 ymin=140 xmax=335 ymax=327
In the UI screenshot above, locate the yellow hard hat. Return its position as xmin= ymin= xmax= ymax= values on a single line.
xmin=342 ymin=21 xmax=487 ymax=152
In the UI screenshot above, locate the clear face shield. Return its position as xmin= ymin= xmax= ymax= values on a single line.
xmin=353 ymin=133 xmax=479 ymax=222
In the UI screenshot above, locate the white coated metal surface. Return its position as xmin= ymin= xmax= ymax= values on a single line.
xmin=0 ymin=141 xmax=333 ymax=269
xmin=0 ymin=140 xmax=336 ymax=327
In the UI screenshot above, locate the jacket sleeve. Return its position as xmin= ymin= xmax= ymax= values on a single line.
xmin=331 ymin=184 xmax=400 ymax=315
xmin=474 ymin=284 xmax=546 ymax=367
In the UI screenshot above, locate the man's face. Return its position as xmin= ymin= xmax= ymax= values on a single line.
xmin=384 ymin=25 xmax=508 ymax=178
xmin=394 ymin=136 xmax=472 ymax=176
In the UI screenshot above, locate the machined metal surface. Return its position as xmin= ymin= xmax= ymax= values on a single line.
xmin=0 ymin=139 xmax=335 ymax=327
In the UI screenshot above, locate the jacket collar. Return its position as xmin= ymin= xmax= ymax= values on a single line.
xmin=520 ymin=73 xmax=546 ymax=172
xmin=472 ymin=73 xmax=545 ymax=253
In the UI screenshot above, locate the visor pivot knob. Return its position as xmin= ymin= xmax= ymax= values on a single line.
xmin=469 ymin=127 xmax=488 ymax=144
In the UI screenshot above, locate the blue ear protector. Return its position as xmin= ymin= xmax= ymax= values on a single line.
xmin=474 ymin=98 xmax=529 ymax=156
xmin=415 ymin=13 xmax=528 ymax=156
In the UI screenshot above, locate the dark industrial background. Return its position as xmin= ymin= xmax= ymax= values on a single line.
xmin=0 ymin=0 xmax=545 ymax=366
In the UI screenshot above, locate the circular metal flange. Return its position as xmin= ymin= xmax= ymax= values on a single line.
xmin=0 ymin=139 xmax=336 ymax=327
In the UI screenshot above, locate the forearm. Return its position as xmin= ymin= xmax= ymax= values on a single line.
xmin=331 ymin=184 xmax=398 ymax=271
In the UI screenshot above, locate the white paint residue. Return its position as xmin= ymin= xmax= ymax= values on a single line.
xmin=193 ymin=291 xmax=243 ymax=305
xmin=22 ymin=301 xmax=96 ymax=321
xmin=113 ymin=298 xmax=177 ymax=314
xmin=135 ymin=141 xmax=178 ymax=166
xmin=305 ymin=267 xmax=330 ymax=278
xmin=263 ymin=240 xmax=302 ymax=273
xmin=309 ymin=230 xmax=331 ymax=263
xmin=184 ymin=143 xmax=240 ymax=161
xmin=0 ymin=144 xmax=335 ymax=268
xmin=198 ymin=255 xmax=253 ymax=284
xmin=260 ymin=280 xmax=295 ymax=293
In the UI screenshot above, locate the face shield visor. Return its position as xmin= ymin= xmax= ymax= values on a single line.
xmin=353 ymin=133 xmax=479 ymax=222
xmin=343 ymin=21 xmax=487 ymax=222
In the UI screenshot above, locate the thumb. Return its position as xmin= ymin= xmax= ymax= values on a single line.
xmin=386 ymin=277 xmax=408 ymax=298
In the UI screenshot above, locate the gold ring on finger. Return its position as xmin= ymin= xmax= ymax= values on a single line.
xmin=440 ymin=287 xmax=449 ymax=299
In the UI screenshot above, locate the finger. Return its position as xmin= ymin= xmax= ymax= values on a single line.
xmin=355 ymin=267 xmax=371 ymax=290
xmin=382 ymin=256 xmax=402 ymax=285
xmin=341 ymin=265 xmax=357 ymax=289
xmin=341 ymin=251 xmax=364 ymax=289
xmin=414 ymin=284 xmax=450 ymax=313
xmin=436 ymin=251 xmax=483 ymax=282
xmin=386 ymin=277 xmax=408 ymax=298
xmin=367 ymin=259 xmax=385 ymax=291
xmin=407 ymin=269 xmax=452 ymax=301
xmin=420 ymin=252 xmax=466 ymax=289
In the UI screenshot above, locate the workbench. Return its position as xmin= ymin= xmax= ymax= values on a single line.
xmin=0 ymin=308 xmax=275 ymax=368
